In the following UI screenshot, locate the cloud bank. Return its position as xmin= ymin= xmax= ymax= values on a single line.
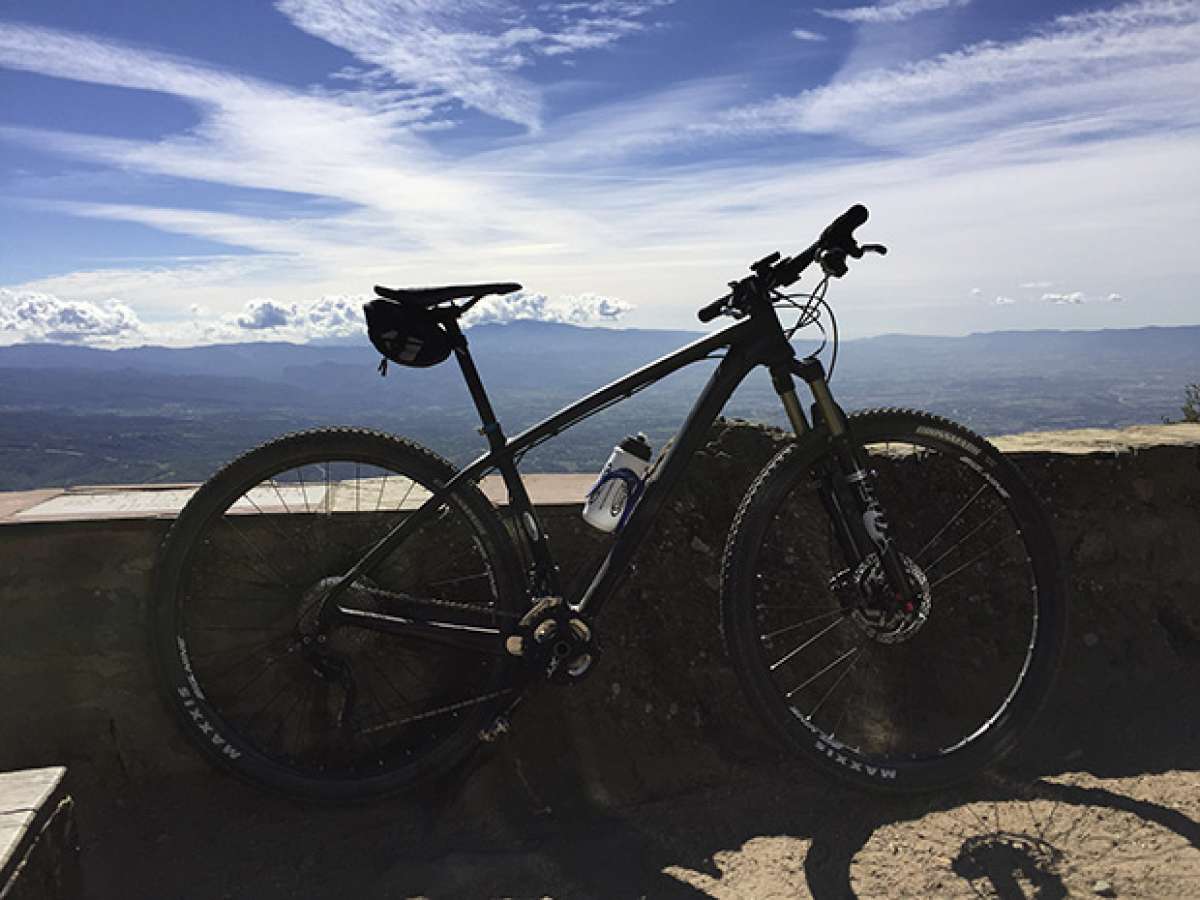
xmin=0 ymin=287 xmax=632 ymax=347
xmin=463 ymin=291 xmax=632 ymax=326
xmin=0 ymin=289 xmax=143 ymax=343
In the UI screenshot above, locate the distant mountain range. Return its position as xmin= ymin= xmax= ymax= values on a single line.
xmin=1 ymin=322 xmax=1197 ymax=490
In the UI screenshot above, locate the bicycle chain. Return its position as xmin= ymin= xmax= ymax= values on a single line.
xmin=357 ymin=686 xmax=518 ymax=735
xmin=354 ymin=582 xmax=520 ymax=621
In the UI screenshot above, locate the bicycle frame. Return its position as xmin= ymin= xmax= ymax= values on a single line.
xmin=321 ymin=302 xmax=857 ymax=652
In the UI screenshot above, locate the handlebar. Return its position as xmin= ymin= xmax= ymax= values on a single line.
xmin=699 ymin=203 xmax=885 ymax=322
xmin=697 ymin=296 xmax=728 ymax=323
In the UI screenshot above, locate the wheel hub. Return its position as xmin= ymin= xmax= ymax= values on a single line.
xmin=845 ymin=553 xmax=932 ymax=644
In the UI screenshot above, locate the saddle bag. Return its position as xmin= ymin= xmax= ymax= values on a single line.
xmin=363 ymin=298 xmax=452 ymax=368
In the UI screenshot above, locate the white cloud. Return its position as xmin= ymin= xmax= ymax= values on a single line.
xmin=237 ymin=299 xmax=295 ymax=330
xmin=705 ymin=0 xmax=1200 ymax=149
xmin=1019 ymin=280 xmax=1053 ymax=289
xmin=792 ymin=28 xmax=828 ymax=42
xmin=0 ymin=289 xmax=144 ymax=344
xmin=1043 ymin=291 xmax=1085 ymax=305
xmin=1107 ymin=292 xmax=1124 ymax=303
xmin=226 ymin=295 xmax=367 ymax=340
xmin=816 ymin=0 xmax=970 ymax=25
xmin=274 ymin=0 xmax=670 ymax=129
xmin=463 ymin=290 xmax=631 ymax=325
xmin=993 ymin=295 xmax=1015 ymax=305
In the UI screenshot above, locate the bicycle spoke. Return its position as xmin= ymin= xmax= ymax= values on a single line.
xmin=267 ymin=477 xmax=294 ymax=516
xmin=362 ymin=651 xmax=415 ymax=711
xmin=228 ymin=645 xmax=291 ymax=697
xmin=786 ymin=645 xmax=861 ymax=699
xmin=806 ymin=648 xmax=863 ymax=717
xmin=923 ymin=505 xmax=1005 ymax=574
xmin=769 ymin=615 xmax=850 ymax=672
xmin=295 ymin=465 xmax=312 ymax=514
xmin=760 ymin=608 xmax=848 ymax=642
xmin=927 ymin=532 xmax=1020 ymax=591
xmin=220 ymin=515 xmax=299 ymax=588
xmin=913 ymin=483 xmax=988 ymax=564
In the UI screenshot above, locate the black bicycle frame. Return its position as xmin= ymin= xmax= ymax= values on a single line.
xmin=321 ymin=303 xmax=857 ymax=653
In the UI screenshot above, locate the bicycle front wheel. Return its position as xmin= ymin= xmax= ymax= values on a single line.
xmin=153 ymin=428 xmax=524 ymax=802
xmin=721 ymin=409 xmax=1066 ymax=792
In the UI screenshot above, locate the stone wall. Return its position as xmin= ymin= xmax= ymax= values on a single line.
xmin=0 ymin=422 xmax=1198 ymax=889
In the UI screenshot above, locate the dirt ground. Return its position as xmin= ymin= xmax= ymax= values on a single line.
xmin=76 ymin=759 xmax=1200 ymax=899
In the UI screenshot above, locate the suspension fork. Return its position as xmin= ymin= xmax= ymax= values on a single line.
xmin=788 ymin=358 xmax=915 ymax=607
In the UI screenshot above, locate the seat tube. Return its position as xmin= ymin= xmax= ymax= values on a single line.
xmin=443 ymin=317 xmax=561 ymax=597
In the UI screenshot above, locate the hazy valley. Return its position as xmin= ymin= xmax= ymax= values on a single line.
xmin=0 ymin=322 xmax=1196 ymax=491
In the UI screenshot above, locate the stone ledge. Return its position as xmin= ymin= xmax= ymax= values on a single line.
xmin=1 ymin=424 xmax=1196 ymax=526
xmin=0 ymin=768 xmax=79 ymax=900
xmin=991 ymin=422 xmax=1200 ymax=454
xmin=0 ymin=473 xmax=597 ymax=526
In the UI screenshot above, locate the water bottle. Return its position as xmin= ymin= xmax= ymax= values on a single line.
xmin=582 ymin=433 xmax=653 ymax=532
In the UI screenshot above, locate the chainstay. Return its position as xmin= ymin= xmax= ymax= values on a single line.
xmin=357 ymin=686 xmax=519 ymax=735
xmin=355 ymin=583 xmax=522 ymax=621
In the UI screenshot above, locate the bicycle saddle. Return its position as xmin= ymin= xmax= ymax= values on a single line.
xmin=373 ymin=282 xmax=522 ymax=308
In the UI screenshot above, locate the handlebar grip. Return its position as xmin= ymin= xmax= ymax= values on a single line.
xmin=821 ymin=204 xmax=869 ymax=246
xmin=698 ymin=297 xmax=727 ymax=323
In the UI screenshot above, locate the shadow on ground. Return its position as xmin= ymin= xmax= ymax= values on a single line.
xmin=77 ymin=672 xmax=1199 ymax=899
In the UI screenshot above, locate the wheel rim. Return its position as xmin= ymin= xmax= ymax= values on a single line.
xmin=750 ymin=434 xmax=1042 ymax=765
xmin=171 ymin=451 xmax=515 ymax=781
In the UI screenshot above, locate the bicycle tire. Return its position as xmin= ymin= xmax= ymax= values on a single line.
xmin=721 ymin=409 xmax=1066 ymax=792
xmin=152 ymin=427 xmax=524 ymax=802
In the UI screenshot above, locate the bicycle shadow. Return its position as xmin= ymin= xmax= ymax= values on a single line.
xmin=391 ymin=765 xmax=1198 ymax=899
xmin=378 ymin=672 xmax=1200 ymax=899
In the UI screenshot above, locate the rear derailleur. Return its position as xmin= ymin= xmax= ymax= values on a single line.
xmin=505 ymin=596 xmax=596 ymax=685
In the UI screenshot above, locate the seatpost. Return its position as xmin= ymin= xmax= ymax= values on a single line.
xmin=442 ymin=317 xmax=506 ymax=452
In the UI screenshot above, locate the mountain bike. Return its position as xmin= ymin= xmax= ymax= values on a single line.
xmin=152 ymin=205 xmax=1066 ymax=801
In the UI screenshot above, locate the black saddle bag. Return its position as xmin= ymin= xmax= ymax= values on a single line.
xmin=363 ymin=298 xmax=452 ymax=368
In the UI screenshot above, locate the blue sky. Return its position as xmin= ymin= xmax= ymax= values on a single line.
xmin=1 ymin=0 xmax=1198 ymax=345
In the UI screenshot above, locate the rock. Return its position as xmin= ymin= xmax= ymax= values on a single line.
xmin=1092 ymin=879 xmax=1117 ymax=897
xmin=1083 ymin=632 xmax=1100 ymax=648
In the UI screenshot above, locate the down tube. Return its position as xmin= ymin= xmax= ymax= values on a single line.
xmin=575 ymin=349 xmax=756 ymax=618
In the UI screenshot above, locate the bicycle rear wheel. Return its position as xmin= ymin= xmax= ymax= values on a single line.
xmin=721 ymin=409 xmax=1066 ymax=792
xmin=153 ymin=428 xmax=523 ymax=802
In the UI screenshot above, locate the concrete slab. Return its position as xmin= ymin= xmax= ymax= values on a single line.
xmin=0 ymin=473 xmax=597 ymax=526
xmin=0 ymin=490 xmax=60 ymax=523
xmin=0 ymin=767 xmax=69 ymax=897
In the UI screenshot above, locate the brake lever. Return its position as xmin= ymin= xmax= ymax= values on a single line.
xmin=818 ymin=247 xmax=849 ymax=278
xmin=861 ymin=243 xmax=888 ymax=256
